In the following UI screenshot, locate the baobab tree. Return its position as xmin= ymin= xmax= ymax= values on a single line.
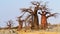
xmin=17 ymin=12 xmax=32 ymax=31
xmin=20 ymin=1 xmax=43 ymax=30
xmin=20 ymin=1 xmax=58 ymax=30
xmin=38 ymin=3 xmax=58 ymax=29
xmin=7 ymin=20 xmax=14 ymax=29
xmin=20 ymin=15 xmax=31 ymax=32
xmin=17 ymin=12 xmax=25 ymax=30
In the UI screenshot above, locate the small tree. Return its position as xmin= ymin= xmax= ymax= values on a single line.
xmin=7 ymin=20 xmax=14 ymax=29
xmin=17 ymin=12 xmax=25 ymax=30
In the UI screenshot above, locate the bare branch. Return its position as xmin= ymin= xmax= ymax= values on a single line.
xmin=31 ymin=1 xmax=40 ymax=6
xmin=20 ymin=7 xmax=34 ymax=15
xmin=46 ymin=11 xmax=51 ymax=14
xmin=47 ymin=13 xmax=58 ymax=18
xmin=20 ymin=8 xmax=28 ymax=12
xmin=17 ymin=12 xmax=26 ymax=18
xmin=39 ymin=2 xmax=49 ymax=12
xmin=24 ymin=15 xmax=31 ymax=22
xmin=28 ymin=7 xmax=33 ymax=13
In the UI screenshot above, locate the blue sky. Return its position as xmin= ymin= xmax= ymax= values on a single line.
xmin=0 ymin=0 xmax=60 ymax=27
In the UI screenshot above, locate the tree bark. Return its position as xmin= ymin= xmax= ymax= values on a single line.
xmin=17 ymin=21 xmax=23 ymax=31
xmin=33 ymin=14 xmax=39 ymax=30
xmin=32 ymin=6 xmax=39 ymax=30
xmin=41 ymin=15 xmax=47 ymax=29
xmin=31 ymin=16 xmax=34 ymax=29
xmin=17 ymin=25 xmax=22 ymax=31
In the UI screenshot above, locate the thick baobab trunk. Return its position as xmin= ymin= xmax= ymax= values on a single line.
xmin=17 ymin=23 xmax=23 ymax=31
xmin=41 ymin=15 xmax=47 ymax=29
xmin=31 ymin=12 xmax=39 ymax=30
xmin=33 ymin=14 xmax=39 ymax=30
xmin=17 ymin=20 xmax=23 ymax=31
xmin=17 ymin=25 xmax=22 ymax=31
xmin=20 ymin=22 xmax=23 ymax=29
xmin=32 ymin=6 xmax=39 ymax=30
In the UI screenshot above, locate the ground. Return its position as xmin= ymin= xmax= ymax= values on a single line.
xmin=0 ymin=24 xmax=60 ymax=34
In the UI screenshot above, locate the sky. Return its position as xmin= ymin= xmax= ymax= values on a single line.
xmin=0 ymin=0 xmax=60 ymax=27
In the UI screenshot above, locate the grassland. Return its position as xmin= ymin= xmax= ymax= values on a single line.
xmin=0 ymin=24 xmax=60 ymax=34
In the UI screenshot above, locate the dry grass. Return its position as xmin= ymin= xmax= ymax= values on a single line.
xmin=0 ymin=24 xmax=60 ymax=34
xmin=17 ymin=30 xmax=60 ymax=34
xmin=0 ymin=29 xmax=60 ymax=34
